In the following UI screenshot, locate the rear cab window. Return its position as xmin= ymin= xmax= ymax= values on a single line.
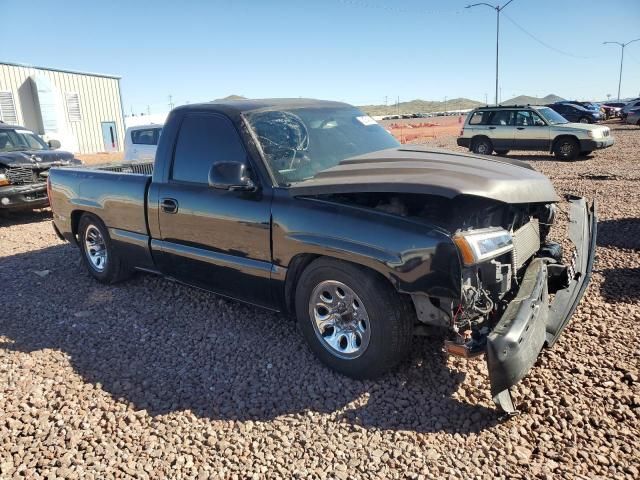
xmin=131 ymin=128 xmax=162 ymax=145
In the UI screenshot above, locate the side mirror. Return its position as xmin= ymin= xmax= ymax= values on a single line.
xmin=48 ymin=139 xmax=61 ymax=150
xmin=208 ymin=161 xmax=255 ymax=191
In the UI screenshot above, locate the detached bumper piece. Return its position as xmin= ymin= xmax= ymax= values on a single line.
xmin=486 ymin=196 xmax=597 ymax=413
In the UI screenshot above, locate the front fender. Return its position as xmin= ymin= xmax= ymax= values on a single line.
xmin=271 ymin=191 xmax=460 ymax=301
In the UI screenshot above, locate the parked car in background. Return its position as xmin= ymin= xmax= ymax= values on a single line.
xmin=123 ymin=124 xmax=163 ymax=162
xmin=621 ymin=99 xmax=640 ymax=120
xmin=0 ymin=123 xmax=81 ymax=211
xmin=547 ymin=103 xmax=601 ymax=123
xmin=457 ymin=105 xmax=613 ymax=160
xmin=602 ymin=102 xmax=626 ymax=118
xmin=625 ymin=108 xmax=640 ymax=126
xmin=48 ymin=98 xmax=596 ymax=413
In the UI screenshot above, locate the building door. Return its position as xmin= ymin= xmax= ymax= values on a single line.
xmin=101 ymin=121 xmax=118 ymax=152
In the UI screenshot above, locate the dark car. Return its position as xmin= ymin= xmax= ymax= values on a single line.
xmin=547 ymin=103 xmax=601 ymax=123
xmin=603 ymin=102 xmax=626 ymax=118
xmin=0 ymin=123 xmax=81 ymax=211
xmin=48 ymin=99 xmax=596 ymax=413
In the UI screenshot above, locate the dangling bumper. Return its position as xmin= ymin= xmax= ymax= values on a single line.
xmin=486 ymin=196 xmax=597 ymax=413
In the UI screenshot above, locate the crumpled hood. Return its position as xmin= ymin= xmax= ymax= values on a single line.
xmin=289 ymin=146 xmax=560 ymax=204
xmin=0 ymin=149 xmax=76 ymax=167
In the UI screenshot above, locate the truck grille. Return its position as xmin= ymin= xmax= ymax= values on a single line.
xmin=5 ymin=166 xmax=39 ymax=185
xmin=512 ymin=219 xmax=540 ymax=271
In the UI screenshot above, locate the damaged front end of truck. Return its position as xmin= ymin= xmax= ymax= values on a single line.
xmin=447 ymin=195 xmax=597 ymax=413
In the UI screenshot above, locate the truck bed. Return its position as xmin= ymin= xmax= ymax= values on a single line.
xmin=49 ymin=162 xmax=153 ymax=238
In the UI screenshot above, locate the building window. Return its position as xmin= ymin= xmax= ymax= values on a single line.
xmin=65 ymin=92 xmax=82 ymax=122
xmin=0 ymin=91 xmax=18 ymax=125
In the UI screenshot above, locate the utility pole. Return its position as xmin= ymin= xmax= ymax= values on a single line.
xmin=385 ymin=96 xmax=388 ymax=106
xmin=444 ymin=96 xmax=448 ymax=113
xmin=603 ymin=38 xmax=640 ymax=100
xmin=466 ymin=0 xmax=517 ymax=105
xmin=168 ymin=94 xmax=174 ymax=111
xmin=484 ymin=93 xmax=488 ymax=105
xmin=147 ymin=105 xmax=151 ymax=115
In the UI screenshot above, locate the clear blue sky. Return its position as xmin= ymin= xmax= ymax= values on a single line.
xmin=4 ymin=0 xmax=640 ymax=113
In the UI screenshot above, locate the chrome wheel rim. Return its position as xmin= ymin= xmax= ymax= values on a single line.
xmin=84 ymin=225 xmax=107 ymax=272
xmin=476 ymin=142 xmax=489 ymax=154
xmin=579 ymin=118 xmax=589 ymax=123
xmin=309 ymin=280 xmax=370 ymax=359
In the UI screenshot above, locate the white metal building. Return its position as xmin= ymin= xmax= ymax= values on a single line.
xmin=0 ymin=61 xmax=125 ymax=153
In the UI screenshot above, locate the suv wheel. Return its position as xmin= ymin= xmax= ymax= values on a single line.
xmin=554 ymin=137 xmax=579 ymax=161
xmin=295 ymin=258 xmax=414 ymax=379
xmin=579 ymin=117 xmax=591 ymax=124
xmin=472 ymin=137 xmax=493 ymax=155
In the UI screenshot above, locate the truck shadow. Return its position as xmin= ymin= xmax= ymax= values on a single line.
xmin=0 ymin=208 xmax=52 ymax=228
xmin=597 ymin=218 xmax=640 ymax=303
xmin=0 ymin=243 xmax=501 ymax=434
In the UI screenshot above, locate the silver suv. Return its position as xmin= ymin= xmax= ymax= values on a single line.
xmin=457 ymin=105 xmax=613 ymax=160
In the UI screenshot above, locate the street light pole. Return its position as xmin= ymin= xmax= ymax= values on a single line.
xmin=603 ymin=39 xmax=640 ymax=100
xmin=466 ymin=0 xmax=517 ymax=105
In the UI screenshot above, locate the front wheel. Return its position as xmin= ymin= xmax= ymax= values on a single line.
xmin=295 ymin=258 xmax=414 ymax=379
xmin=78 ymin=213 xmax=132 ymax=284
xmin=579 ymin=117 xmax=591 ymax=124
xmin=554 ymin=137 xmax=580 ymax=161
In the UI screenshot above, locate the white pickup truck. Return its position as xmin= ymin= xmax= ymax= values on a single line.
xmin=123 ymin=124 xmax=162 ymax=162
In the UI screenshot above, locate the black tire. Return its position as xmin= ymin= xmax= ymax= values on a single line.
xmin=578 ymin=117 xmax=591 ymax=124
xmin=295 ymin=258 xmax=414 ymax=379
xmin=472 ymin=137 xmax=493 ymax=155
xmin=78 ymin=213 xmax=132 ymax=284
xmin=553 ymin=137 xmax=580 ymax=161
xmin=494 ymin=149 xmax=509 ymax=156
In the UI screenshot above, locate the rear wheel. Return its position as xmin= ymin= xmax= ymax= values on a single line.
xmin=78 ymin=213 xmax=132 ymax=284
xmin=579 ymin=117 xmax=591 ymax=124
xmin=553 ymin=137 xmax=580 ymax=161
xmin=472 ymin=137 xmax=493 ymax=155
xmin=295 ymin=258 xmax=414 ymax=379
xmin=494 ymin=149 xmax=510 ymax=156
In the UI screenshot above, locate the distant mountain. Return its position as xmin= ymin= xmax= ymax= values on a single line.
xmin=215 ymin=95 xmax=247 ymax=101
xmin=501 ymin=94 xmax=565 ymax=106
xmin=359 ymin=98 xmax=484 ymax=116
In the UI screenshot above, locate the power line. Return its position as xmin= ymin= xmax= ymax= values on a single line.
xmin=502 ymin=13 xmax=599 ymax=59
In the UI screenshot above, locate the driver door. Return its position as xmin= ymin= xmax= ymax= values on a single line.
xmin=155 ymin=112 xmax=274 ymax=307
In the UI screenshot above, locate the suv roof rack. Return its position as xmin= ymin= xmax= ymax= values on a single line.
xmin=476 ymin=104 xmax=532 ymax=109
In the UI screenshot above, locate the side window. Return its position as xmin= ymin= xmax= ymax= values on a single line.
xmin=171 ymin=114 xmax=246 ymax=184
xmin=489 ymin=110 xmax=514 ymax=126
xmin=468 ymin=111 xmax=488 ymax=125
xmin=131 ymin=128 xmax=157 ymax=145
xmin=531 ymin=112 xmax=546 ymax=126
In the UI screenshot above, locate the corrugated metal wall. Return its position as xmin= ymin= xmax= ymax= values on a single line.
xmin=0 ymin=63 xmax=125 ymax=153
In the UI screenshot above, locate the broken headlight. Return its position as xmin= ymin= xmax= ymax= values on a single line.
xmin=454 ymin=228 xmax=513 ymax=266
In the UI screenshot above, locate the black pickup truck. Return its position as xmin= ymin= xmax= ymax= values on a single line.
xmin=0 ymin=123 xmax=80 ymax=211
xmin=49 ymin=99 xmax=596 ymax=413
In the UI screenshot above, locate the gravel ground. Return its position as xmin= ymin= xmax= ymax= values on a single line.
xmin=1 ymin=123 xmax=639 ymax=479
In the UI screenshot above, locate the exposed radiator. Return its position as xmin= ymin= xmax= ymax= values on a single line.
xmin=512 ymin=219 xmax=540 ymax=271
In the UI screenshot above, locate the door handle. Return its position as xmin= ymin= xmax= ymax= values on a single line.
xmin=161 ymin=198 xmax=178 ymax=214
xmin=517 ymin=127 xmax=525 ymax=130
